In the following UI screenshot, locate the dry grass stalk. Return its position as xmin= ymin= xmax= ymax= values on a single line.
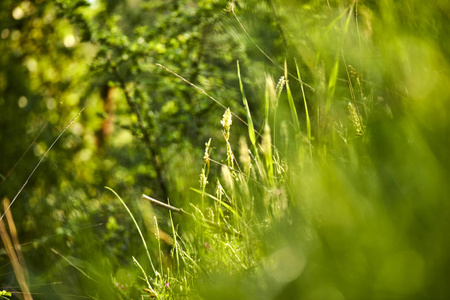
xmin=0 ymin=198 xmax=32 ymax=300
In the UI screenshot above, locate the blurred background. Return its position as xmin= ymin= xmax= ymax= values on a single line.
xmin=1 ymin=0 xmax=449 ymax=299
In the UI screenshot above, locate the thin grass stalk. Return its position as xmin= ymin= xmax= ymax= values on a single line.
xmin=190 ymin=188 xmax=240 ymax=219
xmin=3 ymin=198 xmax=29 ymax=283
xmin=168 ymin=210 xmax=180 ymax=275
xmin=0 ymin=218 xmax=32 ymax=300
xmin=106 ymin=187 xmax=158 ymax=277
xmin=133 ymin=257 xmax=157 ymax=298
xmin=273 ymin=75 xmax=285 ymax=147
xmin=0 ymin=108 xmax=84 ymax=222
xmin=50 ymin=248 xmax=97 ymax=283
xmin=154 ymin=216 xmax=163 ymax=276
xmin=229 ymin=3 xmax=315 ymax=92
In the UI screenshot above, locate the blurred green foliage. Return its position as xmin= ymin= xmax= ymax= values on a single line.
xmin=0 ymin=0 xmax=449 ymax=299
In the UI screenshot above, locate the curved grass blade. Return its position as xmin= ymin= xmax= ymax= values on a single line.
xmin=105 ymin=186 xmax=157 ymax=277
xmin=295 ymin=59 xmax=311 ymax=141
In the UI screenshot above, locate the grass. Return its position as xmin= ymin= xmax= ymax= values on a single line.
xmin=1 ymin=0 xmax=450 ymax=299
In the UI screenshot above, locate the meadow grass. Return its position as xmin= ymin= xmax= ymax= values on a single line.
xmin=1 ymin=1 xmax=450 ymax=299
xmin=154 ymin=1 xmax=450 ymax=299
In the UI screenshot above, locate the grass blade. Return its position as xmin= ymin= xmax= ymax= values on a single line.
xmin=326 ymin=59 xmax=339 ymax=114
xmin=1 ymin=108 xmax=85 ymax=222
xmin=105 ymin=187 xmax=157 ymax=277
xmin=50 ymin=248 xmax=97 ymax=283
xmin=237 ymin=61 xmax=256 ymax=147
xmin=295 ymin=59 xmax=311 ymax=141
xmin=326 ymin=4 xmax=354 ymax=115
xmin=190 ymin=188 xmax=240 ymax=219
xmin=284 ymin=60 xmax=301 ymax=138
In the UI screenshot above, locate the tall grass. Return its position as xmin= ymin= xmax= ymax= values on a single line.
xmin=166 ymin=1 xmax=450 ymax=299
xmin=2 ymin=0 xmax=450 ymax=299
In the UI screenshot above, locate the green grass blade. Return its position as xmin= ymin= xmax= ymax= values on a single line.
xmin=325 ymin=4 xmax=354 ymax=115
xmin=133 ymin=257 xmax=157 ymax=297
xmin=324 ymin=6 xmax=351 ymax=35
xmin=343 ymin=4 xmax=354 ymax=38
xmin=191 ymin=187 xmax=240 ymax=219
xmin=237 ymin=60 xmax=256 ymax=147
xmin=169 ymin=209 xmax=180 ymax=274
xmin=295 ymin=59 xmax=311 ymax=141
xmin=284 ymin=59 xmax=301 ymax=137
xmin=326 ymin=59 xmax=339 ymax=114
xmin=50 ymin=248 xmax=97 ymax=283
xmin=265 ymin=78 xmax=270 ymax=124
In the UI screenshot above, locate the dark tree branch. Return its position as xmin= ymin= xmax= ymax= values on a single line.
xmin=112 ymin=67 xmax=169 ymax=201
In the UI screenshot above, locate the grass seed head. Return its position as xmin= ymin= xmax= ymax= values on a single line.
xmin=239 ymin=136 xmax=251 ymax=174
xmin=199 ymin=168 xmax=208 ymax=189
xmin=261 ymin=124 xmax=272 ymax=156
xmin=221 ymin=108 xmax=233 ymax=141
xmin=275 ymin=76 xmax=286 ymax=101
xmin=348 ymin=102 xmax=364 ymax=136
xmin=203 ymin=138 xmax=212 ymax=163
xmin=221 ymin=164 xmax=234 ymax=190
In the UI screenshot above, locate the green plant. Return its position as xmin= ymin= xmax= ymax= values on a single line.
xmin=1 ymin=0 xmax=449 ymax=299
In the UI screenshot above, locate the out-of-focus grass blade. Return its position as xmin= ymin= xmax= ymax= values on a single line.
xmin=326 ymin=59 xmax=339 ymax=114
xmin=324 ymin=6 xmax=351 ymax=35
xmin=326 ymin=4 xmax=354 ymax=115
xmin=264 ymin=80 xmax=274 ymax=183
xmin=295 ymin=59 xmax=311 ymax=141
xmin=237 ymin=61 xmax=256 ymax=147
xmin=284 ymin=60 xmax=301 ymax=138
xmin=343 ymin=4 xmax=354 ymax=36
xmin=265 ymin=78 xmax=270 ymax=125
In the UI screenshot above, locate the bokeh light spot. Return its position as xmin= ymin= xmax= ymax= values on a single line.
xmin=265 ymin=246 xmax=306 ymax=284
xmin=11 ymin=30 xmax=21 ymax=41
xmin=12 ymin=7 xmax=24 ymax=20
xmin=18 ymin=96 xmax=28 ymax=108
xmin=64 ymin=34 xmax=76 ymax=48
xmin=46 ymin=97 xmax=56 ymax=110
xmin=1 ymin=29 xmax=10 ymax=39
